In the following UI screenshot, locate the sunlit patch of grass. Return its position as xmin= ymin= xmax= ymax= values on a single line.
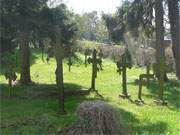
xmin=0 ymin=49 xmax=179 ymax=135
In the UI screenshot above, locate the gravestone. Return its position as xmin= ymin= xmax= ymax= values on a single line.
xmin=88 ymin=49 xmax=102 ymax=91
xmin=116 ymin=48 xmax=132 ymax=98
xmin=5 ymin=71 xmax=17 ymax=97
xmin=135 ymin=74 xmax=154 ymax=105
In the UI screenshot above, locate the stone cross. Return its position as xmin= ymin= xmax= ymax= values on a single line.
xmin=116 ymin=48 xmax=132 ymax=98
xmin=88 ymin=49 xmax=102 ymax=91
xmin=5 ymin=70 xmax=17 ymax=98
xmin=135 ymin=73 xmax=154 ymax=104
xmin=98 ymin=49 xmax=103 ymax=70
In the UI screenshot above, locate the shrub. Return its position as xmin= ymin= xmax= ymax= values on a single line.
xmin=60 ymin=101 xmax=125 ymax=135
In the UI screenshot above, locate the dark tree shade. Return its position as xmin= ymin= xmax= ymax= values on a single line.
xmin=168 ymin=0 xmax=180 ymax=79
xmin=40 ymin=4 xmax=77 ymax=114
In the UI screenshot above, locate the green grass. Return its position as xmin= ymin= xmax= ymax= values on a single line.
xmin=0 ymin=49 xmax=180 ymax=135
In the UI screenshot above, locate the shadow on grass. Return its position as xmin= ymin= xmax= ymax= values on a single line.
xmin=0 ymin=82 xmax=170 ymax=134
xmin=0 ymin=82 xmax=89 ymax=100
xmin=128 ymin=79 xmax=180 ymax=110
xmin=117 ymin=107 xmax=168 ymax=134
xmin=148 ymin=80 xmax=180 ymax=110
xmin=0 ymin=82 xmax=111 ymax=134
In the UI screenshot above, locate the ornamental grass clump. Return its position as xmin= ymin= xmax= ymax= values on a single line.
xmin=75 ymin=101 xmax=123 ymax=135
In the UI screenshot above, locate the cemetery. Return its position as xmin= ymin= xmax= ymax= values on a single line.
xmin=0 ymin=0 xmax=180 ymax=134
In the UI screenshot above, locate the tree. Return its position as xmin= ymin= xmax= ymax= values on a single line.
xmin=7 ymin=0 xmax=47 ymax=84
xmin=155 ymin=0 xmax=166 ymax=103
xmin=75 ymin=12 xmax=109 ymax=43
xmin=168 ymin=0 xmax=180 ymax=79
xmin=103 ymin=1 xmax=143 ymax=44
xmin=102 ymin=13 xmax=125 ymax=44
xmin=74 ymin=14 xmax=89 ymax=40
xmin=95 ymin=17 xmax=109 ymax=43
xmin=41 ymin=4 xmax=77 ymax=114
xmin=1 ymin=0 xmax=16 ymax=52
xmin=54 ymin=27 xmax=65 ymax=114
xmin=1 ymin=0 xmax=19 ymax=91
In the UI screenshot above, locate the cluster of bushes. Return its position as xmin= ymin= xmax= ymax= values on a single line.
xmin=75 ymin=40 xmax=125 ymax=62
xmin=74 ymin=40 xmax=175 ymax=74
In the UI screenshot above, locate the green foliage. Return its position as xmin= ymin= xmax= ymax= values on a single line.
xmin=79 ymin=40 xmax=100 ymax=49
xmin=1 ymin=0 xmax=48 ymax=40
xmin=0 ymin=0 xmax=18 ymax=53
xmin=40 ymin=4 xmax=76 ymax=43
xmin=0 ymin=51 xmax=18 ymax=81
xmin=1 ymin=52 xmax=16 ymax=70
xmin=102 ymin=0 xmax=155 ymax=44
xmin=102 ymin=13 xmax=125 ymax=44
xmin=35 ymin=3 xmax=78 ymax=67
xmin=130 ymin=0 xmax=155 ymax=37
xmin=75 ymin=12 xmax=109 ymax=43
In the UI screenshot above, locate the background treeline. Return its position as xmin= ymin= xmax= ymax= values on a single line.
xmin=74 ymin=11 xmax=109 ymax=43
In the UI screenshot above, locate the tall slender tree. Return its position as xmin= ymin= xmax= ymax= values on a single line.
xmin=13 ymin=0 xmax=47 ymax=84
xmin=168 ymin=0 xmax=180 ymax=79
xmin=155 ymin=0 xmax=166 ymax=103
xmin=41 ymin=4 xmax=77 ymax=114
xmin=54 ymin=27 xmax=65 ymax=114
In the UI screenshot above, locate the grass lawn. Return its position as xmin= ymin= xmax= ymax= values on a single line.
xmin=0 ymin=49 xmax=180 ymax=135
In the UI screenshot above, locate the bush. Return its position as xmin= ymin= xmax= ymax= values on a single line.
xmin=60 ymin=101 xmax=125 ymax=135
xmin=75 ymin=40 xmax=125 ymax=62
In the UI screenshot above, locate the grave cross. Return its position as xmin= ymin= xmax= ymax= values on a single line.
xmin=98 ymin=49 xmax=103 ymax=70
xmin=117 ymin=48 xmax=132 ymax=98
xmin=5 ymin=70 xmax=17 ymax=98
xmin=88 ymin=49 xmax=102 ymax=91
xmin=135 ymin=63 xmax=155 ymax=104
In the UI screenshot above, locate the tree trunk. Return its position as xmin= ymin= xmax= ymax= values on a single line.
xmin=68 ymin=56 xmax=71 ymax=72
xmin=138 ymin=76 xmax=142 ymax=100
xmin=91 ymin=68 xmax=96 ymax=90
xmin=54 ymin=27 xmax=66 ymax=114
xmin=146 ymin=64 xmax=150 ymax=88
xmin=155 ymin=0 xmax=165 ymax=101
xmin=168 ymin=0 xmax=180 ymax=79
xmin=8 ymin=78 xmax=12 ymax=98
xmin=85 ymin=55 xmax=87 ymax=67
xmin=20 ymin=32 xmax=31 ymax=84
xmin=122 ymin=67 xmax=128 ymax=96
xmin=55 ymin=43 xmax=65 ymax=114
